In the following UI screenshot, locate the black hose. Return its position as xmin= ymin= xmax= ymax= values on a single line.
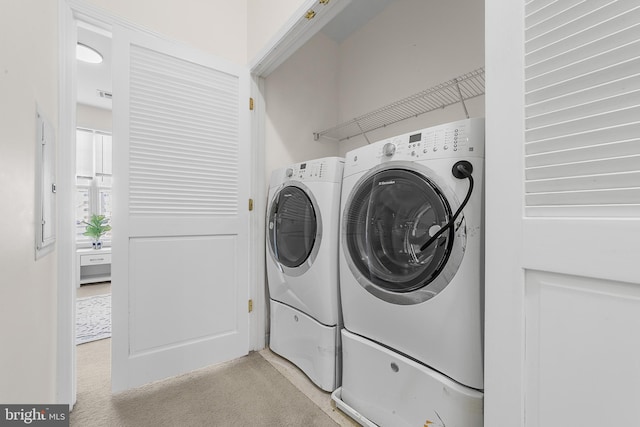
xmin=419 ymin=161 xmax=474 ymax=251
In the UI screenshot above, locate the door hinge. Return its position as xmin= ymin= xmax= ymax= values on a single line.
xmin=248 ymin=198 xmax=254 ymax=211
xmin=249 ymin=97 xmax=254 ymax=111
xmin=248 ymin=299 xmax=253 ymax=313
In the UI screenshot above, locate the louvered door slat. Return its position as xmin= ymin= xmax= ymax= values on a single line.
xmin=526 ymin=155 xmax=640 ymax=180
xmin=526 ymin=188 xmax=640 ymax=206
xmin=526 ymin=171 xmax=640 ymax=193
xmin=526 ymin=140 xmax=640 ymax=166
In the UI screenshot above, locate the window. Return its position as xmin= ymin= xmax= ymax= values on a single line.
xmin=76 ymin=128 xmax=112 ymax=247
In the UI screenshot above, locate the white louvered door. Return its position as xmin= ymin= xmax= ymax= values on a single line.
xmin=487 ymin=1 xmax=640 ymax=425
xmin=111 ymin=25 xmax=250 ymax=392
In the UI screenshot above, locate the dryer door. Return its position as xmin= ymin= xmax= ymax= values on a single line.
xmin=342 ymin=165 xmax=465 ymax=305
xmin=268 ymin=183 xmax=322 ymax=277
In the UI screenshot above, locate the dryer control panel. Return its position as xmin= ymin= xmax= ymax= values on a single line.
xmin=269 ymin=156 xmax=344 ymax=188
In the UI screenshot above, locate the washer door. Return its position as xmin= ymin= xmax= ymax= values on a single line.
xmin=342 ymin=163 xmax=465 ymax=305
xmin=268 ymin=182 xmax=322 ymax=277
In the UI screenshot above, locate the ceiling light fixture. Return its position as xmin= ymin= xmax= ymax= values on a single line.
xmin=76 ymin=43 xmax=103 ymax=64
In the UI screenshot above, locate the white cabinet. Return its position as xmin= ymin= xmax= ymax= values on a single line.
xmin=77 ymin=247 xmax=111 ymax=286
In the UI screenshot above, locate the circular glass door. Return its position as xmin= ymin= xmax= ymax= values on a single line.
xmin=268 ymin=183 xmax=322 ymax=276
xmin=342 ymin=164 xmax=465 ymax=304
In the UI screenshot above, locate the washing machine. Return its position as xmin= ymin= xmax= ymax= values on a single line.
xmin=335 ymin=118 xmax=485 ymax=427
xmin=266 ymin=156 xmax=344 ymax=392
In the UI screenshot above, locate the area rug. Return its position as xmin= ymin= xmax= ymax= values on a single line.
xmin=76 ymin=294 xmax=111 ymax=345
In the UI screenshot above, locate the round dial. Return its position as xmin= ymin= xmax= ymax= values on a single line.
xmin=383 ymin=142 xmax=396 ymax=157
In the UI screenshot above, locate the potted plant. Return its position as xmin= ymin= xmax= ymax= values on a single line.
xmin=83 ymin=214 xmax=112 ymax=249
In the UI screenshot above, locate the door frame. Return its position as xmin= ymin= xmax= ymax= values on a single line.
xmin=247 ymin=0 xmax=351 ymax=353
xmin=484 ymin=0 xmax=525 ymax=423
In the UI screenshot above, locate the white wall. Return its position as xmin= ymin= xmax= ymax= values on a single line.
xmin=337 ymin=0 xmax=485 ymax=155
xmin=77 ymin=104 xmax=112 ymax=132
xmin=0 ymin=0 xmax=59 ymax=403
xmin=264 ymin=32 xmax=340 ymax=181
xmin=263 ymin=0 xmax=485 ymax=163
xmin=85 ymin=0 xmax=248 ymax=65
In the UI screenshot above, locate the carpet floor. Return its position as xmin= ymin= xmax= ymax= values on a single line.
xmin=71 ymin=339 xmax=343 ymax=426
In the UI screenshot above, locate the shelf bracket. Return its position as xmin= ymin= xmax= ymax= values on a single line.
xmin=355 ymin=121 xmax=371 ymax=145
xmin=455 ymin=78 xmax=470 ymax=119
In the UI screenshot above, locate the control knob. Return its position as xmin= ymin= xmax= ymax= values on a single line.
xmin=285 ymin=168 xmax=294 ymax=177
xmin=382 ymin=142 xmax=396 ymax=157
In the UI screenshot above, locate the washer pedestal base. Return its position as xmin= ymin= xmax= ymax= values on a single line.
xmin=340 ymin=329 xmax=483 ymax=427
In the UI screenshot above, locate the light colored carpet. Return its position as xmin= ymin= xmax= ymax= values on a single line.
xmin=73 ymin=281 xmax=356 ymax=426
xmin=76 ymin=294 xmax=111 ymax=345
xmin=71 ymin=340 xmax=341 ymax=426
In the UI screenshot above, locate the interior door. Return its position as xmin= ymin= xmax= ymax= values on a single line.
xmin=486 ymin=1 xmax=640 ymax=425
xmin=111 ymin=25 xmax=250 ymax=392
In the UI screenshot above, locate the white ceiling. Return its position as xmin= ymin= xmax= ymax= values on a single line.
xmin=75 ymin=0 xmax=395 ymax=111
xmin=77 ymin=25 xmax=112 ymax=111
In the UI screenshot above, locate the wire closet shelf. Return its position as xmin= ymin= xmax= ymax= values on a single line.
xmin=313 ymin=67 xmax=485 ymax=142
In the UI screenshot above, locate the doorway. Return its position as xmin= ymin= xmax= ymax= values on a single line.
xmin=74 ymin=21 xmax=114 ymax=406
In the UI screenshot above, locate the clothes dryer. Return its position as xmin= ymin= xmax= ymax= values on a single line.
xmin=266 ymin=156 xmax=344 ymax=392
xmin=336 ymin=119 xmax=485 ymax=427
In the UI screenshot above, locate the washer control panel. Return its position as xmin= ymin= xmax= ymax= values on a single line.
xmin=374 ymin=119 xmax=483 ymax=161
xmin=344 ymin=118 xmax=484 ymax=177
